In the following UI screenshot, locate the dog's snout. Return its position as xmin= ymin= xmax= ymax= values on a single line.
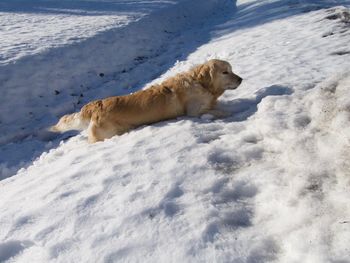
xmin=237 ymin=77 xmax=243 ymax=84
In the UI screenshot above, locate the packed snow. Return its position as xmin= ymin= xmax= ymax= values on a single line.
xmin=1 ymin=0 xmax=350 ymax=262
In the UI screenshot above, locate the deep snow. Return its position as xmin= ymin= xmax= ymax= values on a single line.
xmin=1 ymin=0 xmax=350 ymax=262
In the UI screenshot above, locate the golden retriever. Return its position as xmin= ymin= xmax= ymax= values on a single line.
xmin=50 ymin=59 xmax=242 ymax=143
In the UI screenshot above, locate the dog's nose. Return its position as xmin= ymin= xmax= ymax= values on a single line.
xmin=238 ymin=77 xmax=243 ymax=84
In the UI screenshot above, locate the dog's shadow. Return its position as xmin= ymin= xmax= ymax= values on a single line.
xmin=151 ymin=85 xmax=293 ymax=130
xmin=220 ymin=85 xmax=294 ymax=122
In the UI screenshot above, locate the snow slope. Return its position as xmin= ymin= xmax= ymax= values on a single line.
xmin=0 ymin=0 xmax=234 ymax=178
xmin=1 ymin=0 xmax=350 ymax=262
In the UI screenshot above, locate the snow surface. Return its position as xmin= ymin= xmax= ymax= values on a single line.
xmin=0 ymin=0 xmax=233 ymax=176
xmin=1 ymin=0 xmax=350 ymax=262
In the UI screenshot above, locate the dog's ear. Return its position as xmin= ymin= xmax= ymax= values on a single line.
xmin=209 ymin=61 xmax=217 ymax=80
xmin=197 ymin=64 xmax=212 ymax=87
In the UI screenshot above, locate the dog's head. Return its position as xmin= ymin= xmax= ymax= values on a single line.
xmin=197 ymin=59 xmax=242 ymax=93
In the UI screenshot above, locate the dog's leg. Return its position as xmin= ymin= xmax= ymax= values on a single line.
xmin=186 ymin=101 xmax=205 ymax=117
xmin=88 ymin=122 xmax=102 ymax=143
xmin=88 ymin=120 xmax=129 ymax=143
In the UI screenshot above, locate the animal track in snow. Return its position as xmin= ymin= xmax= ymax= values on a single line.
xmin=293 ymin=114 xmax=311 ymax=129
xmin=193 ymin=123 xmax=225 ymax=144
xmin=143 ymin=183 xmax=184 ymax=219
xmin=202 ymin=179 xmax=258 ymax=243
xmin=10 ymin=215 xmax=33 ymax=230
xmin=213 ymin=180 xmax=258 ymax=205
xmin=57 ymin=190 xmax=78 ymax=199
xmin=207 ymin=148 xmax=242 ymax=174
xmin=165 ymin=184 xmax=184 ymax=199
xmin=221 ymin=208 xmax=254 ymax=229
xmin=34 ymin=225 xmax=57 ymax=241
xmin=202 ymin=207 xmax=254 ymax=243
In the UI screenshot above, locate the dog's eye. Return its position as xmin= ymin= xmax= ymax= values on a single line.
xmin=222 ymin=71 xmax=229 ymax=75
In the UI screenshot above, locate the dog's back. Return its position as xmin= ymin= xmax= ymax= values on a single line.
xmin=50 ymin=84 xmax=186 ymax=141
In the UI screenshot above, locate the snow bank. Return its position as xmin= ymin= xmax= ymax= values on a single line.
xmin=250 ymin=71 xmax=350 ymax=262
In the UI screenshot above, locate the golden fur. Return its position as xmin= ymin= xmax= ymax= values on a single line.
xmin=50 ymin=59 xmax=242 ymax=143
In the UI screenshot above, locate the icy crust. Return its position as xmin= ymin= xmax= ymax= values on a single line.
xmin=0 ymin=0 xmax=234 ymax=145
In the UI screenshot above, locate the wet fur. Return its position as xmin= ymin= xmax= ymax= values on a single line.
xmin=51 ymin=59 xmax=242 ymax=143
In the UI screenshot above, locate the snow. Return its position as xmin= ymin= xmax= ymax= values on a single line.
xmin=0 ymin=0 xmax=233 ymax=175
xmin=1 ymin=0 xmax=350 ymax=262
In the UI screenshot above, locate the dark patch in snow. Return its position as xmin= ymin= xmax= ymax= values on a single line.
xmin=213 ymin=181 xmax=258 ymax=204
xmin=76 ymin=194 xmax=100 ymax=213
xmin=222 ymin=208 xmax=253 ymax=229
xmin=162 ymin=201 xmax=179 ymax=217
xmin=293 ymin=114 xmax=311 ymax=129
xmin=322 ymin=31 xmax=334 ymax=38
xmin=35 ymin=225 xmax=57 ymax=240
xmin=331 ymin=50 xmax=350 ymax=56
xmin=325 ymin=14 xmax=339 ymax=20
xmin=208 ymin=149 xmax=241 ymax=174
xmin=165 ymin=184 xmax=184 ymax=199
xmin=207 ymin=178 xmax=229 ymax=194
xmin=58 ymin=190 xmax=78 ymax=199
xmin=325 ymin=8 xmax=350 ymax=23
xmin=134 ymin=56 xmax=148 ymax=62
xmin=14 ymin=216 xmax=33 ymax=228
xmin=0 ymin=240 xmax=34 ymax=262
xmin=202 ymin=222 xmax=220 ymax=243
